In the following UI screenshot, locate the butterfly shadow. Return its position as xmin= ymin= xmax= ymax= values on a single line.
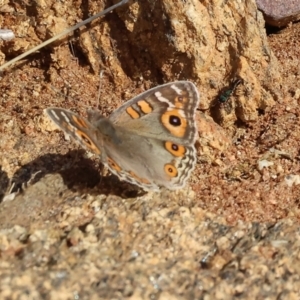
xmin=0 ymin=150 xmax=144 ymax=202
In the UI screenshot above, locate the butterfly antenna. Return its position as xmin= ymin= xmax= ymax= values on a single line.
xmin=69 ymin=40 xmax=79 ymax=65
xmin=0 ymin=0 xmax=129 ymax=72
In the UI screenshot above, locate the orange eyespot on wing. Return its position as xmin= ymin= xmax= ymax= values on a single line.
xmin=174 ymin=96 xmax=188 ymax=109
xmin=72 ymin=115 xmax=89 ymax=128
xmin=161 ymin=109 xmax=187 ymax=137
xmin=165 ymin=141 xmax=186 ymax=157
xmin=164 ymin=163 xmax=178 ymax=178
xmin=75 ymin=130 xmax=101 ymax=155
xmin=107 ymin=157 xmax=122 ymax=172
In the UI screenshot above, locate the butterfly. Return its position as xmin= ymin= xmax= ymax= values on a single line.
xmin=45 ymin=81 xmax=200 ymax=191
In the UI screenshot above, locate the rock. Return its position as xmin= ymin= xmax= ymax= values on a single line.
xmin=257 ymin=0 xmax=300 ymax=27
xmin=0 ymin=0 xmax=281 ymax=127
xmin=115 ymin=0 xmax=281 ymax=126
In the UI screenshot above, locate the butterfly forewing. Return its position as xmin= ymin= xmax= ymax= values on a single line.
xmin=45 ymin=108 xmax=104 ymax=156
xmin=109 ymin=81 xmax=199 ymax=145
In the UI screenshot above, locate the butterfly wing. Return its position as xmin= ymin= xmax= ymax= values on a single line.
xmin=109 ymin=81 xmax=200 ymax=145
xmin=45 ymin=81 xmax=200 ymax=191
xmin=44 ymin=108 xmax=105 ymax=157
xmin=91 ymin=125 xmax=197 ymax=191
xmin=104 ymin=81 xmax=199 ymax=190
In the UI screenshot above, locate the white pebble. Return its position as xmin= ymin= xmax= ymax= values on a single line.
xmin=285 ymin=174 xmax=300 ymax=187
xmin=258 ymin=159 xmax=274 ymax=171
xmin=0 ymin=29 xmax=15 ymax=41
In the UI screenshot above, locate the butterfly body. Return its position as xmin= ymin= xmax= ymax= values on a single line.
xmin=45 ymin=81 xmax=200 ymax=191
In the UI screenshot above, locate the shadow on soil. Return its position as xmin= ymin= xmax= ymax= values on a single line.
xmin=0 ymin=150 xmax=144 ymax=202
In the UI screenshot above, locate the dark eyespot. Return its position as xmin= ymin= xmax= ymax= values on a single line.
xmin=80 ymin=133 xmax=92 ymax=146
xmin=169 ymin=115 xmax=181 ymax=126
xmin=164 ymin=163 xmax=178 ymax=177
xmin=172 ymin=144 xmax=178 ymax=151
